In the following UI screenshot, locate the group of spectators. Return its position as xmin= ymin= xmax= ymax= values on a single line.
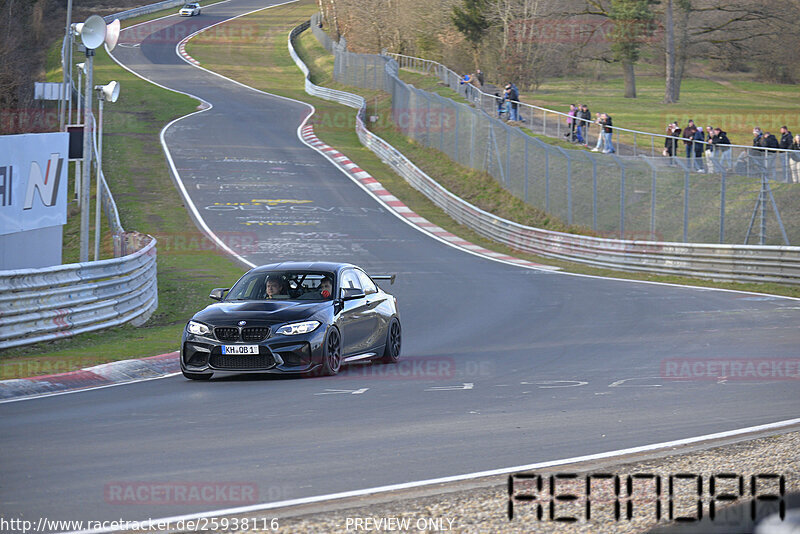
xmin=754 ymin=126 xmax=800 ymax=183
xmin=493 ymin=83 xmax=521 ymax=122
xmin=663 ymin=120 xmax=800 ymax=180
xmin=664 ymin=120 xmax=732 ymax=173
xmin=460 ymin=70 xmax=524 ymax=123
xmin=564 ymin=105 xmax=616 ymax=154
xmin=458 ymin=70 xmax=800 ymax=181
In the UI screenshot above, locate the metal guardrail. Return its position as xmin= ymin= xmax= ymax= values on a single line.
xmin=0 ymin=235 xmax=158 ymax=349
xmin=291 ymin=18 xmax=800 ymax=285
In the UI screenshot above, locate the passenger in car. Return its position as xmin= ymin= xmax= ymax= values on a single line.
xmin=265 ymin=275 xmax=289 ymax=299
xmin=319 ymin=276 xmax=333 ymax=299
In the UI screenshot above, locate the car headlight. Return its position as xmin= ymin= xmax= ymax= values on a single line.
xmin=275 ymin=320 xmax=320 ymax=336
xmin=187 ymin=321 xmax=211 ymax=336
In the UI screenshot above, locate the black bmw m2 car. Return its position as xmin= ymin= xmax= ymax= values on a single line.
xmin=181 ymin=262 xmax=401 ymax=380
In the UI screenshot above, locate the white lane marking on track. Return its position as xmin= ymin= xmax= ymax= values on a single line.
xmin=314 ymin=388 xmax=369 ymax=395
xmin=425 ymin=383 xmax=474 ymax=391
xmin=0 ymin=373 xmax=181 ymax=405
xmin=520 ymin=380 xmax=589 ymax=388
xmin=66 ymin=417 xmax=800 ymax=534
xmin=609 ymin=377 xmax=663 ymax=388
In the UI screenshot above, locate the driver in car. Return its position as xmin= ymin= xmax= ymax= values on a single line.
xmin=265 ymin=275 xmax=288 ymax=299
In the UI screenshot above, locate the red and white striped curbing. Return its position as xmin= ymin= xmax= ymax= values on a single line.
xmin=300 ymin=124 xmax=552 ymax=269
xmin=0 ymin=352 xmax=180 ymax=403
xmin=178 ymin=41 xmax=200 ymax=65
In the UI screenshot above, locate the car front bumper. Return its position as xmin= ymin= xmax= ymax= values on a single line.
xmin=181 ymin=327 xmax=326 ymax=375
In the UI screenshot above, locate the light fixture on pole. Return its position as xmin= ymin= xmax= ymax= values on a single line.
xmin=93 ymin=80 xmax=120 ymax=261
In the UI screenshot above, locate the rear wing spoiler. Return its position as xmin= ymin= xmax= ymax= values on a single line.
xmin=370 ymin=274 xmax=396 ymax=285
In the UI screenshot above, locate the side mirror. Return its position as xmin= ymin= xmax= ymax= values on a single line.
xmin=209 ymin=288 xmax=229 ymax=301
xmin=340 ymin=287 xmax=366 ymax=300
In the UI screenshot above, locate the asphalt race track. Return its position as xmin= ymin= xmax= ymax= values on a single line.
xmin=2 ymin=0 xmax=799 ymax=526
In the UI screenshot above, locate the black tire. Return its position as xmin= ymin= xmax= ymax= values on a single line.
xmin=381 ymin=318 xmax=401 ymax=363
xmin=321 ymin=327 xmax=342 ymax=376
xmin=182 ymin=370 xmax=212 ymax=380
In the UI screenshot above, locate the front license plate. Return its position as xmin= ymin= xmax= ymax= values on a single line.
xmin=222 ymin=345 xmax=259 ymax=355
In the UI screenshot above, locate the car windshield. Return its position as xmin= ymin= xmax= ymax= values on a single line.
xmin=225 ymin=271 xmax=335 ymax=301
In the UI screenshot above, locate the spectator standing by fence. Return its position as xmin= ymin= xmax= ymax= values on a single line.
xmin=693 ymin=126 xmax=706 ymax=172
xmin=711 ymin=127 xmax=732 ymax=171
xmin=664 ymin=122 xmax=680 ymax=157
xmin=475 ymin=69 xmax=485 ymax=88
xmin=779 ymin=126 xmax=793 ymax=149
xmin=704 ymin=127 xmax=715 ymax=171
xmin=591 ymin=113 xmax=605 ymax=152
xmin=577 ymin=104 xmax=590 ymax=146
xmin=460 ymin=73 xmax=475 ymax=103
xmin=600 ymin=113 xmax=615 ymax=154
xmin=505 ymin=83 xmax=520 ymax=121
xmin=790 ymin=134 xmax=800 ymax=183
xmin=566 ymin=104 xmax=577 ymax=142
xmin=683 ymin=120 xmax=698 ymax=160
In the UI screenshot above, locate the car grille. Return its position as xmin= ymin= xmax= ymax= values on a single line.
xmin=214 ymin=327 xmax=239 ymax=342
xmin=209 ymin=352 xmax=276 ymax=370
xmin=213 ymin=326 xmax=270 ymax=342
xmin=242 ymin=327 xmax=270 ymax=342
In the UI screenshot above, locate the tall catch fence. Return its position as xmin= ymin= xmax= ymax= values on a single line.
xmin=323 ymin=21 xmax=798 ymax=246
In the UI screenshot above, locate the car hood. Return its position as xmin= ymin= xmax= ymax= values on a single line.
xmin=192 ymin=300 xmax=328 ymax=325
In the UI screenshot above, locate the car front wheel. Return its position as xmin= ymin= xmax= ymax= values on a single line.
xmin=321 ymin=327 xmax=342 ymax=376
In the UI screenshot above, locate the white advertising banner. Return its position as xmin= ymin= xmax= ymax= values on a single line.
xmin=0 ymin=132 xmax=69 ymax=236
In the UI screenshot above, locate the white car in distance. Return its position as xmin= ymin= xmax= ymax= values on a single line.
xmin=179 ymin=3 xmax=201 ymax=16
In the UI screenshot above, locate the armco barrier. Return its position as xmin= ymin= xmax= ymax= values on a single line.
xmin=0 ymin=234 xmax=158 ymax=350
xmin=290 ymin=19 xmax=800 ymax=285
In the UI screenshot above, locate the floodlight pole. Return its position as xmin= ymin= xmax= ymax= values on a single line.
xmin=80 ymin=50 xmax=94 ymax=263
xmin=94 ymin=96 xmax=104 ymax=261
